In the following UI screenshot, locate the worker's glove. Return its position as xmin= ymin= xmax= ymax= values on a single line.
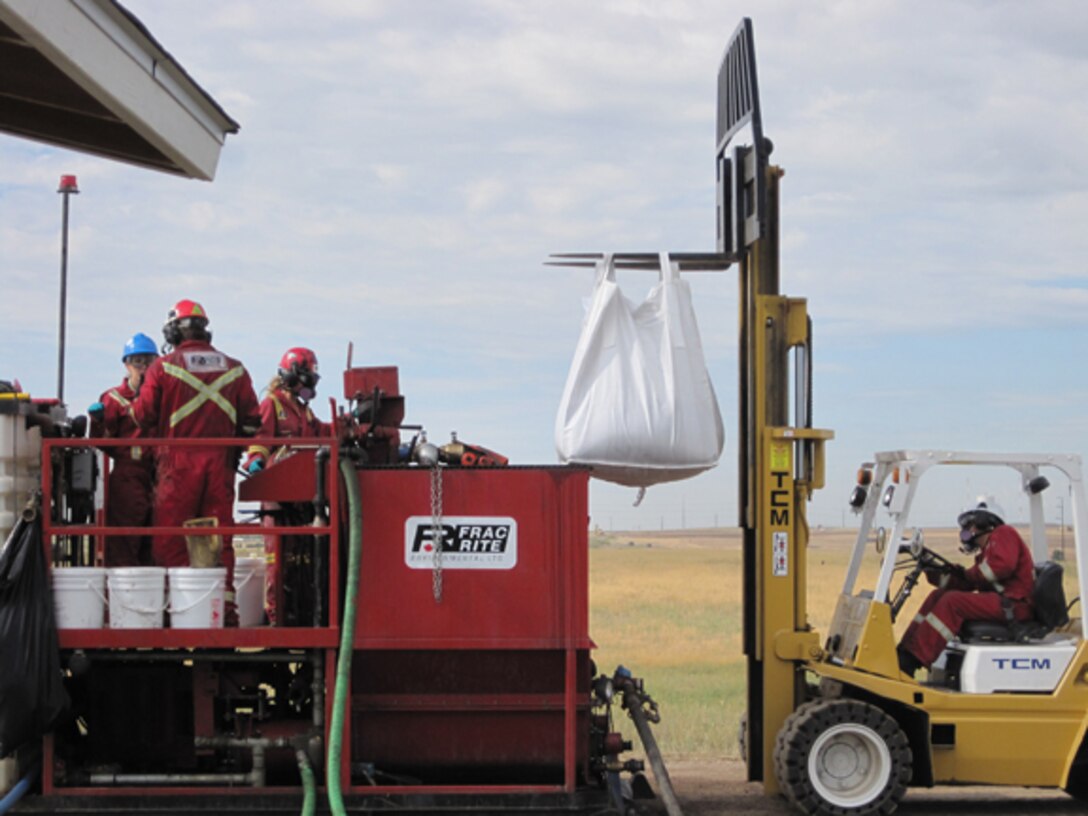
xmin=88 ymin=401 xmax=105 ymax=420
xmin=241 ymin=453 xmax=265 ymax=475
xmin=949 ymin=563 xmax=967 ymax=580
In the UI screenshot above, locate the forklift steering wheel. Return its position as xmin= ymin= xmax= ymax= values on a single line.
xmin=915 ymin=544 xmax=955 ymax=573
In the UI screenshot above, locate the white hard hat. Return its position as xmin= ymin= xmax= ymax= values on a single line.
xmin=957 ymin=496 xmax=1005 ymax=530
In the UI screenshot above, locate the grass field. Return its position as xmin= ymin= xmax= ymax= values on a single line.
xmin=589 ymin=526 xmax=1080 ymax=759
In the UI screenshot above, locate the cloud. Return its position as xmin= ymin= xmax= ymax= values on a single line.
xmin=3 ymin=0 xmax=1088 ymax=530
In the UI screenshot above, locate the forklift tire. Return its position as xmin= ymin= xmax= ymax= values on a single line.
xmin=774 ymin=698 xmax=911 ymax=815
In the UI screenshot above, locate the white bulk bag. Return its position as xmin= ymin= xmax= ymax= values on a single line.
xmin=555 ymin=253 xmax=724 ymax=487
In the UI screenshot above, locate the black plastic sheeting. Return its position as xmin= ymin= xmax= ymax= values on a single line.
xmin=0 ymin=508 xmax=69 ymax=758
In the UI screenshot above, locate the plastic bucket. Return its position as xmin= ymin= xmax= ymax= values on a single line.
xmin=52 ymin=567 xmax=107 ymax=628
xmin=234 ymin=557 xmax=266 ymax=627
xmin=168 ymin=567 xmax=226 ymax=629
xmin=108 ymin=567 xmax=166 ymax=629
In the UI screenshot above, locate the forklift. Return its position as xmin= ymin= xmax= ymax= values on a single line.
xmin=562 ymin=17 xmax=1088 ymax=814
xmin=717 ymin=19 xmax=1088 ymax=816
xmin=776 ymin=450 xmax=1088 ymax=814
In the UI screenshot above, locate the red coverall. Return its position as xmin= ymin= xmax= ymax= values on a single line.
xmin=246 ymin=388 xmax=331 ymax=625
xmin=89 ymin=381 xmax=153 ymax=567
xmin=130 ymin=340 xmax=260 ymax=599
xmin=900 ymin=525 xmax=1035 ymax=666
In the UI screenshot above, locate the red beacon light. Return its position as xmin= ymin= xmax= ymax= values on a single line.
xmin=57 ymin=174 xmax=79 ymax=194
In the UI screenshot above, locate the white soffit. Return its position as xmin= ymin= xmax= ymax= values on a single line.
xmin=0 ymin=0 xmax=238 ymax=180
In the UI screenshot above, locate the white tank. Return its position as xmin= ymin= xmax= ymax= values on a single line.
xmin=0 ymin=409 xmax=43 ymax=539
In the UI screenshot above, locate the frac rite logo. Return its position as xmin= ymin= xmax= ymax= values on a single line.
xmin=404 ymin=516 xmax=517 ymax=570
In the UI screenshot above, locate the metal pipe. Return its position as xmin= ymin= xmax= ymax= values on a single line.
xmin=56 ymin=183 xmax=74 ymax=403
xmin=193 ymin=736 xmax=293 ymax=748
xmin=81 ymin=650 xmax=320 ymax=664
xmin=312 ymin=650 xmax=325 ymax=731
xmin=313 ymin=447 xmax=330 ymax=628
xmin=88 ymin=772 xmax=253 ymax=786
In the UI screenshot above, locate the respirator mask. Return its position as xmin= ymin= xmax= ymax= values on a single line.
xmin=958 ymin=526 xmax=982 ymax=554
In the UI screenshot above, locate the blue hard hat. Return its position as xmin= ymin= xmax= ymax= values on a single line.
xmin=122 ymin=332 xmax=158 ymax=361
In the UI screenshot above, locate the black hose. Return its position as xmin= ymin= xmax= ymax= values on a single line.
xmin=615 ymin=675 xmax=683 ymax=816
xmin=625 ymin=702 xmax=683 ymax=816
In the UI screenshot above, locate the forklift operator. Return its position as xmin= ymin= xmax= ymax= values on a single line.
xmin=897 ymin=498 xmax=1035 ymax=675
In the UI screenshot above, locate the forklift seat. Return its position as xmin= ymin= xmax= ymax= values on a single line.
xmin=959 ymin=562 xmax=1070 ymax=644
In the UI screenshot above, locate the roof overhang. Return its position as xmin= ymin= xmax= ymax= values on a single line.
xmin=0 ymin=0 xmax=238 ymax=180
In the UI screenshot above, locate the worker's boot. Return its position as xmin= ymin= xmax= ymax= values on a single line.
xmin=897 ymin=646 xmax=924 ymax=678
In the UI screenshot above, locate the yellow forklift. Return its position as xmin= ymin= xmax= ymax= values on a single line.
xmin=716 ymin=19 xmax=1088 ymax=816
xmin=555 ymin=17 xmax=1087 ymax=814
xmin=777 ymin=451 xmax=1088 ymax=813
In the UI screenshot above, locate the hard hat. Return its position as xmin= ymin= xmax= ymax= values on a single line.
xmin=957 ymin=496 xmax=1005 ymax=531
xmin=166 ymin=299 xmax=209 ymax=325
xmin=163 ymin=299 xmax=209 ymax=346
xmin=122 ymin=332 xmax=158 ymax=361
xmin=278 ymin=347 xmax=320 ymax=389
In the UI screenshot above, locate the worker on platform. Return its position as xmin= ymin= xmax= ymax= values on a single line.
xmin=897 ymin=497 xmax=1034 ymax=676
xmin=242 ymin=347 xmax=332 ymax=625
xmin=130 ymin=299 xmax=260 ymax=625
xmin=87 ymin=333 xmax=158 ymax=566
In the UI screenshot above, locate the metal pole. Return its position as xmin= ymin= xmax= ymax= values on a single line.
xmin=56 ymin=175 xmax=79 ymax=403
xmin=1060 ymin=496 xmax=1065 ymax=559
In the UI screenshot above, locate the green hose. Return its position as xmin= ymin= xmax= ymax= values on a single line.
xmin=327 ymin=458 xmax=363 ymax=816
xmin=296 ymin=748 xmax=316 ymax=816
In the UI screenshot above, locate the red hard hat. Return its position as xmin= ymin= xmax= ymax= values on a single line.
xmin=167 ymin=299 xmax=209 ymax=324
xmin=279 ymin=347 xmax=318 ymax=373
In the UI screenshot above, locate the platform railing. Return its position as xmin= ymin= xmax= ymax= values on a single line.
xmin=40 ymin=435 xmax=342 ymax=646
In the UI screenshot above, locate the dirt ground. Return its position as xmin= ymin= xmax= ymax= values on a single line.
xmin=642 ymin=759 xmax=1085 ymax=815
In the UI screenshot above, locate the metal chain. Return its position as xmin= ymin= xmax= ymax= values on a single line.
xmin=430 ymin=462 xmax=443 ymax=603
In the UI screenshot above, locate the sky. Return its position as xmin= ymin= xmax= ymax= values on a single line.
xmin=3 ymin=0 xmax=1088 ymax=532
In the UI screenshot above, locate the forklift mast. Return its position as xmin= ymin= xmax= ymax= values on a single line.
xmin=719 ymin=18 xmax=833 ymax=791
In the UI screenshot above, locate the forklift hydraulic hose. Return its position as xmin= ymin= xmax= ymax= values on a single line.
xmin=327 ymin=458 xmax=363 ymax=816
xmin=0 ymin=761 xmax=39 ymax=815
xmin=296 ymin=748 xmax=316 ymax=816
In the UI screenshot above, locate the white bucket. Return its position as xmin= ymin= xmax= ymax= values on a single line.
xmin=234 ymin=557 xmax=266 ymax=627
xmin=108 ymin=567 xmax=166 ymax=629
xmin=168 ymin=567 xmax=226 ymax=629
xmin=52 ymin=567 xmax=108 ymax=629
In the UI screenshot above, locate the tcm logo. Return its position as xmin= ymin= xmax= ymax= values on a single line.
xmin=992 ymin=657 xmax=1051 ymax=670
xmin=404 ymin=516 xmax=517 ymax=570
